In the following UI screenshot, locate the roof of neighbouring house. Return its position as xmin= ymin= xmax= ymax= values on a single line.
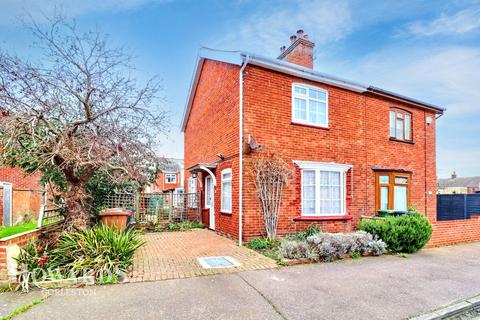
xmin=158 ymin=158 xmax=183 ymax=173
xmin=181 ymin=48 xmax=445 ymax=131
xmin=438 ymin=176 xmax=480 ymax=189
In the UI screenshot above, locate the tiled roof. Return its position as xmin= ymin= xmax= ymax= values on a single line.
xmin=438 ymin=177 xmax=480 ymax=188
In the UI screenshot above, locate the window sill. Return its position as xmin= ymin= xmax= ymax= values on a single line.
xmin=220 ymin=211 xmax=232 ymax=216
xmin=389 ymin=137 xmax=414 ymax=145
xmin=291 ymin=121 xmax=330 ymax=130
xmin=293 ymin=215 xmax=352 ymax=221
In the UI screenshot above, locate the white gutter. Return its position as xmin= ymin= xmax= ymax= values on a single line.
xmin=238 ymin=55 xmax=249 ymax=246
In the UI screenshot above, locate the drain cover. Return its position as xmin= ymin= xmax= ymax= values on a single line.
xmin=198 ymin=256 xmax=240 ymax=269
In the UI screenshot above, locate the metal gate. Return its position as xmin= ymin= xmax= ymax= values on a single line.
xmin=101 ymin=192 xmax=201 ymax=224
xmin=1 ymin=182 xmax=13 ymax=226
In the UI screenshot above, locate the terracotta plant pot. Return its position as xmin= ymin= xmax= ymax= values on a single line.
xmin=99 ymin=208 xmax=132 ymax=231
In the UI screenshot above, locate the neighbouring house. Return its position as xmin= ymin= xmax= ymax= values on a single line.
xmin=438 ymin=172 xmax=480 ymax=194
xmin=0 ymin=167 xmax=43 ymax=226
xmin=182 ymin=30 xmax=447 ymax=245
xmin=146 ymin=158 xmax=184 ymax=194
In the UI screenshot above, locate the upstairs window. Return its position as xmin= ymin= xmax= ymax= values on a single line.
xmin=389 ymin=109 xmax=412 ymax=141
xmin=165 ymin=173 xmax=176 ymax=184
xmin=292 ymin=83 xmax=328 ymax=127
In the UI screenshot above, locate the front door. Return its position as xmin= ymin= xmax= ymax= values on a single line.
xmin=205 ymin=176 xmax=215 ymax=230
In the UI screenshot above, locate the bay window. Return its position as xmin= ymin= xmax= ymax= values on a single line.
xmin=296 ymin=161 xmax=351 ymax=216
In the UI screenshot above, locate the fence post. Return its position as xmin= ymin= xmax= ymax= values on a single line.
xmin=37 ymin=190 xmax=47 ymax=229
xmin=135 ymin=191 xmax=140 ymax=221
xmin=464 ymin=194 xmax=468 ymax=219
xmin=169 ymin=192 xmax=173 ymax=221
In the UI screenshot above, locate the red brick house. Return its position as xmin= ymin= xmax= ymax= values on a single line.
xmin=146 ymin=158 xmax=184 ymax=194
xmin=182 ymin=30 xmax=444 ymax=245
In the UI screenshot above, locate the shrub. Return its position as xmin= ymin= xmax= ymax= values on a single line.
xmin=279 ymin=240 xmax=311 ymax=259
xmin=15 ymin=240 xmax=50 ymax=281
xmin=278 ymin=231 xmax=387 ymax=261
xmin=359 ymin=212 xmax=432 ymax=253
xmin=247 ymin=238 xmax=269 ymax=250
xmin=47 ymin=225 xmax=144 ymax=277
xmin=165 ymin=221 xmax=205 ymax=232
xmin=285 ymin=225 xmax=321 ymax=241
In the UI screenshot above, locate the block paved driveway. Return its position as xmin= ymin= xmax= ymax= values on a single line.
xmin=129 ymin=229 xmax=277 ymax=282
xmin=9 ymin=241 xmax=480 ymax=320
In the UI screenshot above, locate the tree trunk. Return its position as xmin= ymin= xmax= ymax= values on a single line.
xmin=63 ymin=180 xmax=90 ymax=230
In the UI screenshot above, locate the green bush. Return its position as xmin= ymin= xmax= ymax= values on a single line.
xmin=359 ymin=212 xmax=432 ymax=253
xmin=47 ymin=225 xmax=144 ymax=277
xmin=247 ymin=238 xmax=269 ymax=250
xmin=165 ymin=221 xmax=205 ymax=232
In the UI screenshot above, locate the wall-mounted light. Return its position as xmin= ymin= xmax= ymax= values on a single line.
xmin=191 ymin=171 xmax=198 ymax=179
xmin=216 ymin=153 xmax=225 ymax=161
xmin=426 ymin=116 xmax=433 ymax=125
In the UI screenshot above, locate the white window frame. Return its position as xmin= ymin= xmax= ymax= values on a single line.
xmin=165 ymin=173 xmax=177 ymax=184
xmin=221 ymin=168 xmax=232 ymax=213
xmin=291 ymin=83 xmax=329 ymax=128
xmin=294 ymin=161 xmax=351 ymax=216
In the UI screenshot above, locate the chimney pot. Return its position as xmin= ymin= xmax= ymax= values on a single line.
xmin=278 ymin=30 xmax=315 ymax=69
xmin=451 ymin=171 xmax=457 ymax=179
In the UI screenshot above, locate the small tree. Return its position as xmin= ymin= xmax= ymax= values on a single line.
xmin=252 ymin=154 xmax=291 ymax=240
xmin=0 ymin=16 xmax=167 ymax=230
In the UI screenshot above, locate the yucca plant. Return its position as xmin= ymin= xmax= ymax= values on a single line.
xmin=47 ymin=225 xmax=144 ymax=278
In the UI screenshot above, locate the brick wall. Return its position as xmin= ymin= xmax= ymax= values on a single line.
xmin=0 ymin=167 xmax=42 ymax=190
xmin=426 ymin=217 xmax=480 ymax=248
xmin=183 ymin=60 xmax=241 ymax=238
xmin=0 ymin=167 xmax=43 ymax=226
xmin=149 ymin=172 xmax=182 ymax=192
xmin=0 ymin=229 xmax=41 ymax=280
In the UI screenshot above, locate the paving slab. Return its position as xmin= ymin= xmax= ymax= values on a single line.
xmin=0 ymin=290 xmax=45 ymax=318
xmin=15 ymin=274 xmax=283 ymax=320
xmin=130 ymin=230 xmax=277 ymax=282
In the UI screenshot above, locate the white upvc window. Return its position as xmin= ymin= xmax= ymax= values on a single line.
xmin=292 ymin=83 xmax=328 ymax=127
xmin=294 ymin=161 xmax=351 ymax=216
xmin=165 ymin=173 xmax=176 ymax=184
xmin=221 ymin=168 xmax=232 ymax=213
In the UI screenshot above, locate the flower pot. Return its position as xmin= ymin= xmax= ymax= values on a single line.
xmin=99 ymin=208 xmax=132 ymax=231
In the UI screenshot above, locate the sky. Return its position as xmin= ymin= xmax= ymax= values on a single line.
xmin=0 ymin=0 xmax=479 ymax=178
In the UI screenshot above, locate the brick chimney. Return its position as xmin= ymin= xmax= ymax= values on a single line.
xmin=277 ymin=29 xmax=315 ymax=69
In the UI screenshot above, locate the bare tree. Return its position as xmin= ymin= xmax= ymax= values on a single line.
xmin=252 ymin=154 xmax=291 ymax=240
xmin=0 ymin=16 xmax=168 ymax=230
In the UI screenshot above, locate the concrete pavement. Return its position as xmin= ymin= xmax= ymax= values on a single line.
xmin=4 ymin=242 xmax=480 ymax=320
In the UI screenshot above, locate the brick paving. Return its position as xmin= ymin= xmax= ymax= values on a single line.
xmin=129 ymin=229 xmax=277 ymax=282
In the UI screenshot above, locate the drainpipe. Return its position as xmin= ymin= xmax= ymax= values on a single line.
xmin=239 ymin=55 xmax=250 ymax=246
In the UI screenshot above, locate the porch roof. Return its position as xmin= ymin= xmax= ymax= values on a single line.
xmin=187 ymin=162 xmax=217 ymax=172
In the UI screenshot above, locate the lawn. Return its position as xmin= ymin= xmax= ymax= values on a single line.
xmin=0 ymin=222 xmax=37 ymax=239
